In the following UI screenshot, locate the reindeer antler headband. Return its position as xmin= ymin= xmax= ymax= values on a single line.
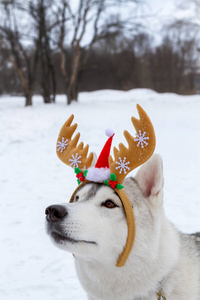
xmin=56 ymin=104 xmax=156 ymax=267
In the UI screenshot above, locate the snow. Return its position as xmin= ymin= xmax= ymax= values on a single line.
xmin=1 ymin=89 xmax=200 ymax=299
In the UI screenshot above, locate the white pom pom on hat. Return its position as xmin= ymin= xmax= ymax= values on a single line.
xmin=105 ymin=128 xmax=114 ymax=137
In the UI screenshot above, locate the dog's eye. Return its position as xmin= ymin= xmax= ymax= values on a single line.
xmin=102 ymin=200 xmax=116 ymax=209
xmin=74 ymin=195 xmax=79 ymax=202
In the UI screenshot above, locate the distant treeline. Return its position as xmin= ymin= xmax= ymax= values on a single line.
xmin=1 ymin=0 xmax=199 ymax=106
xmin=0 ymin=32 xmax=198 ymax=97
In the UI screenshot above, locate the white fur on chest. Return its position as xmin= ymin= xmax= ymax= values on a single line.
xmin=74 ymin=222 xmax=200 ymax=300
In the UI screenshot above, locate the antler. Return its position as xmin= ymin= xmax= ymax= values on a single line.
xmin=56 ymin=115 xmax=93 ymax=170
xmin=109 ymin=104 xmax=156 ymax=184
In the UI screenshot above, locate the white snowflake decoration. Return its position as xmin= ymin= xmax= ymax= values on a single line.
xmin=69 ymin=153 xmax=82 ymax=168
xmin=57 ymin=137 xmax=68 ymax=153
xmin=134 ymin=130 xmax=149 ymax=148
xmin=116 ymin=157 xmax=130 ymax=174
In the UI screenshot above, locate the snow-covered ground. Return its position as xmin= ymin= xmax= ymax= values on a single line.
xmin=1 ymin=89 xmax=200 ymax=300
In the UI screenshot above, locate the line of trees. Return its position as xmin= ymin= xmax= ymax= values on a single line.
xmin=0 ymin=0 xmax=199 ymax=106
xmin=0 ymin=0 xmax=143 ymax=105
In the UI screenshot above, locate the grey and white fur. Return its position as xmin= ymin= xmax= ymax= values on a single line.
xmin=45 ymin=154 xmax=200 ymax=299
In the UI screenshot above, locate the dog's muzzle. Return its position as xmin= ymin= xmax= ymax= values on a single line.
xmin=45 ymin=205 xmax=67 ymax=223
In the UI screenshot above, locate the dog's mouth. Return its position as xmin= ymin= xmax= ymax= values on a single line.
xmin=50 ymin=230 xmax=97 ymax=245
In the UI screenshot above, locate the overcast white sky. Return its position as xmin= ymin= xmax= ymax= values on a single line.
xmin=148 ymin=0 xmax=196 ymax=18
xmin=153 ymin=0 xmax=199 ymax=25
xmin=137 ymin=0 xmax=198 ymax=43
xmin=149 ymin=0 xmax=175 ymax=13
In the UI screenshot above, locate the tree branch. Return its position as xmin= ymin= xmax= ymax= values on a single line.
xmin=72 ymin=0 xmax=84 ymax=45
xmin=77 ymin=0 xmax=92 ymax=44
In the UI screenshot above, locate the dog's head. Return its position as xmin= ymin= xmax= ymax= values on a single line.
xmin=45 ymin=154 xmax=164 ymax=266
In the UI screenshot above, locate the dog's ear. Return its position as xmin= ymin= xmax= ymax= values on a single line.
xmin=135 ymin=154 xmax=163 ymax=199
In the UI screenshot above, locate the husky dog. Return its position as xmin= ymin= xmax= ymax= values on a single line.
xmin=45 ymin=154 xmax=200 ymax=300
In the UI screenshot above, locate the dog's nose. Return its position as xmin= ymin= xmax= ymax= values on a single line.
xmin=45 ymin=205 xmax=67 ymax=222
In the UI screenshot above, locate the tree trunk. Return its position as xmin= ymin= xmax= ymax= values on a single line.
xmin=67 ymin=79 xmax=79 ymax=104
xmin=66 ymin=45 xmax=82 ymax=105
xmin=51 ymin=64 xmax=56 ymax=103
xmin=9 ymin=61 xmax=33 ymax=107
xmin=25 ymin=92 xmax=32 ymax=106
xmin=43 ymin=91 xmax=51 ymax=103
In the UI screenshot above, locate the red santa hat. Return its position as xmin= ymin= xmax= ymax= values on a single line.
xmin=85 ymin=129 xmax=114 ymax=182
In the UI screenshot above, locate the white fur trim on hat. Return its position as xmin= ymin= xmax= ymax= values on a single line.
xmin=86 ymin=167 xmax=110 ymax=182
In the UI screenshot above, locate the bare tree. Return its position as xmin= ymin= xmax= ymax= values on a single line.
xmin=0 ymin=1 xmax=39 ymax=106
xmin=0 ymin=0 xmax=144 ymax=105
xmin=0 ymin=0 xmax=59 ymax=105
xmin=148 ymin=26 xmax=198 ymax=94
xmin=177 ymin=0 xmax=200 ymax=71
xmin=29 ymin=0 xmax=57 ymax=103
xmin=55 ymin=0 xmax=142 ymax=104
